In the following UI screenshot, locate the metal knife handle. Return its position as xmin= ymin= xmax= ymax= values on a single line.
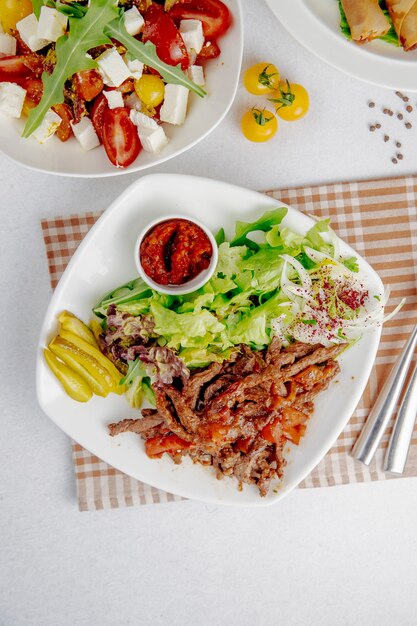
xmin=351 ymin=323 xmax=417 ymax=466
xmin=383 ymin=361 xmax=417 ymax=474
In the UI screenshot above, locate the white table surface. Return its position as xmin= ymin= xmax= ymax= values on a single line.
xmin=2 ymin=3 xmax=417 ymax=625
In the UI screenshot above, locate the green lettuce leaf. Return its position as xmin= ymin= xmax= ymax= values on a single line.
xmin=23 ymin=0 xmax=118 ymax=138
xmin=179 ymin=347 xmax=235 ymax=368
xmin=93 ymin=278 xmax=152 ymax=318
xmin=150 ymin=301 xmax=225 ymax=348
xmin=122 ymin=360 xmax=155 ymax=408
xmin=229 ymin=207 xmax=288 ymax=250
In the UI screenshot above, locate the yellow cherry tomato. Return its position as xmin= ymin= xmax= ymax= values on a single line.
xmin=134 ymin=74 xmax=165 ymax=108
xmin=241 ymin=108 xmax=278 ymax=143
xmin=243 ymin=62 xmax=280 ymax=95
xmin=270 ymin=81 xmax=309 ymax=122
xmin=0 ymin=0 xmax=32 ymax=33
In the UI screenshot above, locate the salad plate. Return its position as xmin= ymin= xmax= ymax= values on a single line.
xmin=0 ymin=0 xmax=243 ymax=177
xmin=37 ymin=174 xmax=383 ymax=506
xmin=265 ymin=0 xmax=417 ymax=91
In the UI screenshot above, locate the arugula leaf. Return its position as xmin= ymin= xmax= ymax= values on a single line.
xmin=55 ymin=1 xmax=88 ymax=19
xmin=23 ymin=0 xmax=118 ymax=138
xmin=32 ymin=0 xmax=48 ymax=19
xmin=104 ymin=16 xmax=206 ymax=97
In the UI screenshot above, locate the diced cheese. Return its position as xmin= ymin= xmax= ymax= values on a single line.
xmin=0 ymin=82 xmax=26 ymax=118
xmin=160 ymin=84 xmax=189 ymax=125
xmin=17 ymin=13 xmax=49 ymax=52
xmin=0 ymin=21 xmax=4 ymax=34
xmin=0 ymin=33 xmax=17 ymax=56
xmin=124 ymin=92 xmax=142 ymax=111
xmin=32 ymin=108 xmax=62 ymax=144
xmin=179 ymin=19 xmax=204 ymax=55
xmin=37 ymin=7 xmax=68 ymax=43
xmin=137 ymin=125 xmax=169 ymax=154
xmin=123 ymin=55 xmax=143 ymax=80
xmin=103 ymin=90 xmax=124 ymax=110
xmin=71 ymin=117 xmax=100 ymax=151
xmin=123 ymin=6 xmax=144 ymax=36
xmin=130 ymin=110 xmax=159 ymax=129
xmin=97 ymin=48 xmax=131 ymax=88
xmin=129 ymin=109 xmax=168 ymax=153
xmin=187 ymin=65 xmax=205 ymax=87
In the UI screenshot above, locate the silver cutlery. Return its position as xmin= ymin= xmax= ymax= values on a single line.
xmin=384 ymin=358 xmax=417 ymax=474
xmin=351 ymin=323 xmax=417 ymax=468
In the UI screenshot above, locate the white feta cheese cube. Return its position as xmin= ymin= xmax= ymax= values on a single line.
xmin=0 ymin=33 xmax=16 ymax=56
xmin=187 ymin=65 xmax=205 ymax=87
xmin=37 ymin=7 xmax=67 ymax=43
xmin=97 ymin=48 xmax=131 ymax=88
xmin=123 ymin=6 xmax=144 ymax=36
xmin=0 ymin=82 xmax=26 ymax=118
xmin=179 ymin=19 xmax=204 ymax=54
xmin=123 ymin=55 xmax=143 ymax=80
xmin=71 ymin=117 xmax=100 ymax=151
xmin=97 ymin=67 xmax=115 ymax=88
xmin=103 ymin=90 xmax=124 ymax=110
xmin=124 ymin=91 xmax=142 ymax=111
xmin=160 ymin=84 xmax=189 ymax=125
xmin=32 ymin=108 xmax=62 ymax=144
xmin=129 ymin=110 xmax=159 ymax=129
xmin=137 ymin=125 xmax=168 ymax=154
xmin=17 ymin=13 xmax=49 ymax=52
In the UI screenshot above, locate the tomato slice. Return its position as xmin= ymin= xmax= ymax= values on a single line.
xmin=234 ymin=437 xmax=252 ymax=454
xmin=282 ymin=424 xmax=306 ymax=445
xmin=102 ymin=107 xmax=141 ymax=168
xmin=196 ymin=40 xmax=221 ymax=62
xmin=169 ymin=0 xmax=231 ymax=38
xmin=143 ymin=4 xmax=189 ymax=70
xmin=145 ymin=434 xmax=191 ymax=458
xmin=261 ymin=418 xmax=282 ymax=445
xmin=90 ymin=92 xmax=108 ymax=142
xmin=0 ymin=55 xmax=33 ymax=84
xmin=74 ymin=69 xmax=104 ymax=102
xmin=52 ymin=103 xmax=73 ymax=142
xmin=21 ymin=77 xmax=43 ymax=113
xmin=117 ymin=78 xmax=135 ymax=94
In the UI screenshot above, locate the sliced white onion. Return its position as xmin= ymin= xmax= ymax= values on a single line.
xmin=281 ymin=254 xmax=313 ymax=290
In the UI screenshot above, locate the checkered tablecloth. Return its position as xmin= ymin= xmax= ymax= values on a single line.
xmin=41 ymin=175 xmax=417 ymax=510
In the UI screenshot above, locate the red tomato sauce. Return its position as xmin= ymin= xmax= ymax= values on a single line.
xmin=140 ymin=218 xmax=213 ymax=286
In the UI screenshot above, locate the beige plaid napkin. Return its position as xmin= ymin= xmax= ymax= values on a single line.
xmin=41 ymin=175 xmax=417 ymax=511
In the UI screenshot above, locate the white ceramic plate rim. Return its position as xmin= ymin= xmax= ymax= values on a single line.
xmin=264 ymin=0 xmax=417 ymax=92
xmin=36 ymin=174 xmax=383 ymax=506
xmin=0 ymin=0 xmax=243 ymax=177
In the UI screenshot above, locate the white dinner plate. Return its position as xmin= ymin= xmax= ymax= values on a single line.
xmin=0 ymin=0 xmax=242 ymax=177
xmin=37 ymin=174 xmax=383 ymax=506
xmin=265 ymin=0 xmax=417 ymax=91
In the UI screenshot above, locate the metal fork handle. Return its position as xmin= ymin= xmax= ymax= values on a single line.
xmin=383 ymin=361 xmax=417 ymax=474
xmin=351 ymin=323 xmax=417 ymax=466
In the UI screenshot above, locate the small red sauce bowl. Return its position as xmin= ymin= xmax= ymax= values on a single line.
xmin=134 ymin=215 xmax=219 ymax=295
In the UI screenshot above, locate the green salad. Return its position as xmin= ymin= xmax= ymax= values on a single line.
xmin=91 ymin=207 xmax=398 ymax=408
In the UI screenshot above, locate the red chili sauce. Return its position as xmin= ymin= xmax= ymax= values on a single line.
xmin=140 ymin=218 xmax=213 ymax=286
